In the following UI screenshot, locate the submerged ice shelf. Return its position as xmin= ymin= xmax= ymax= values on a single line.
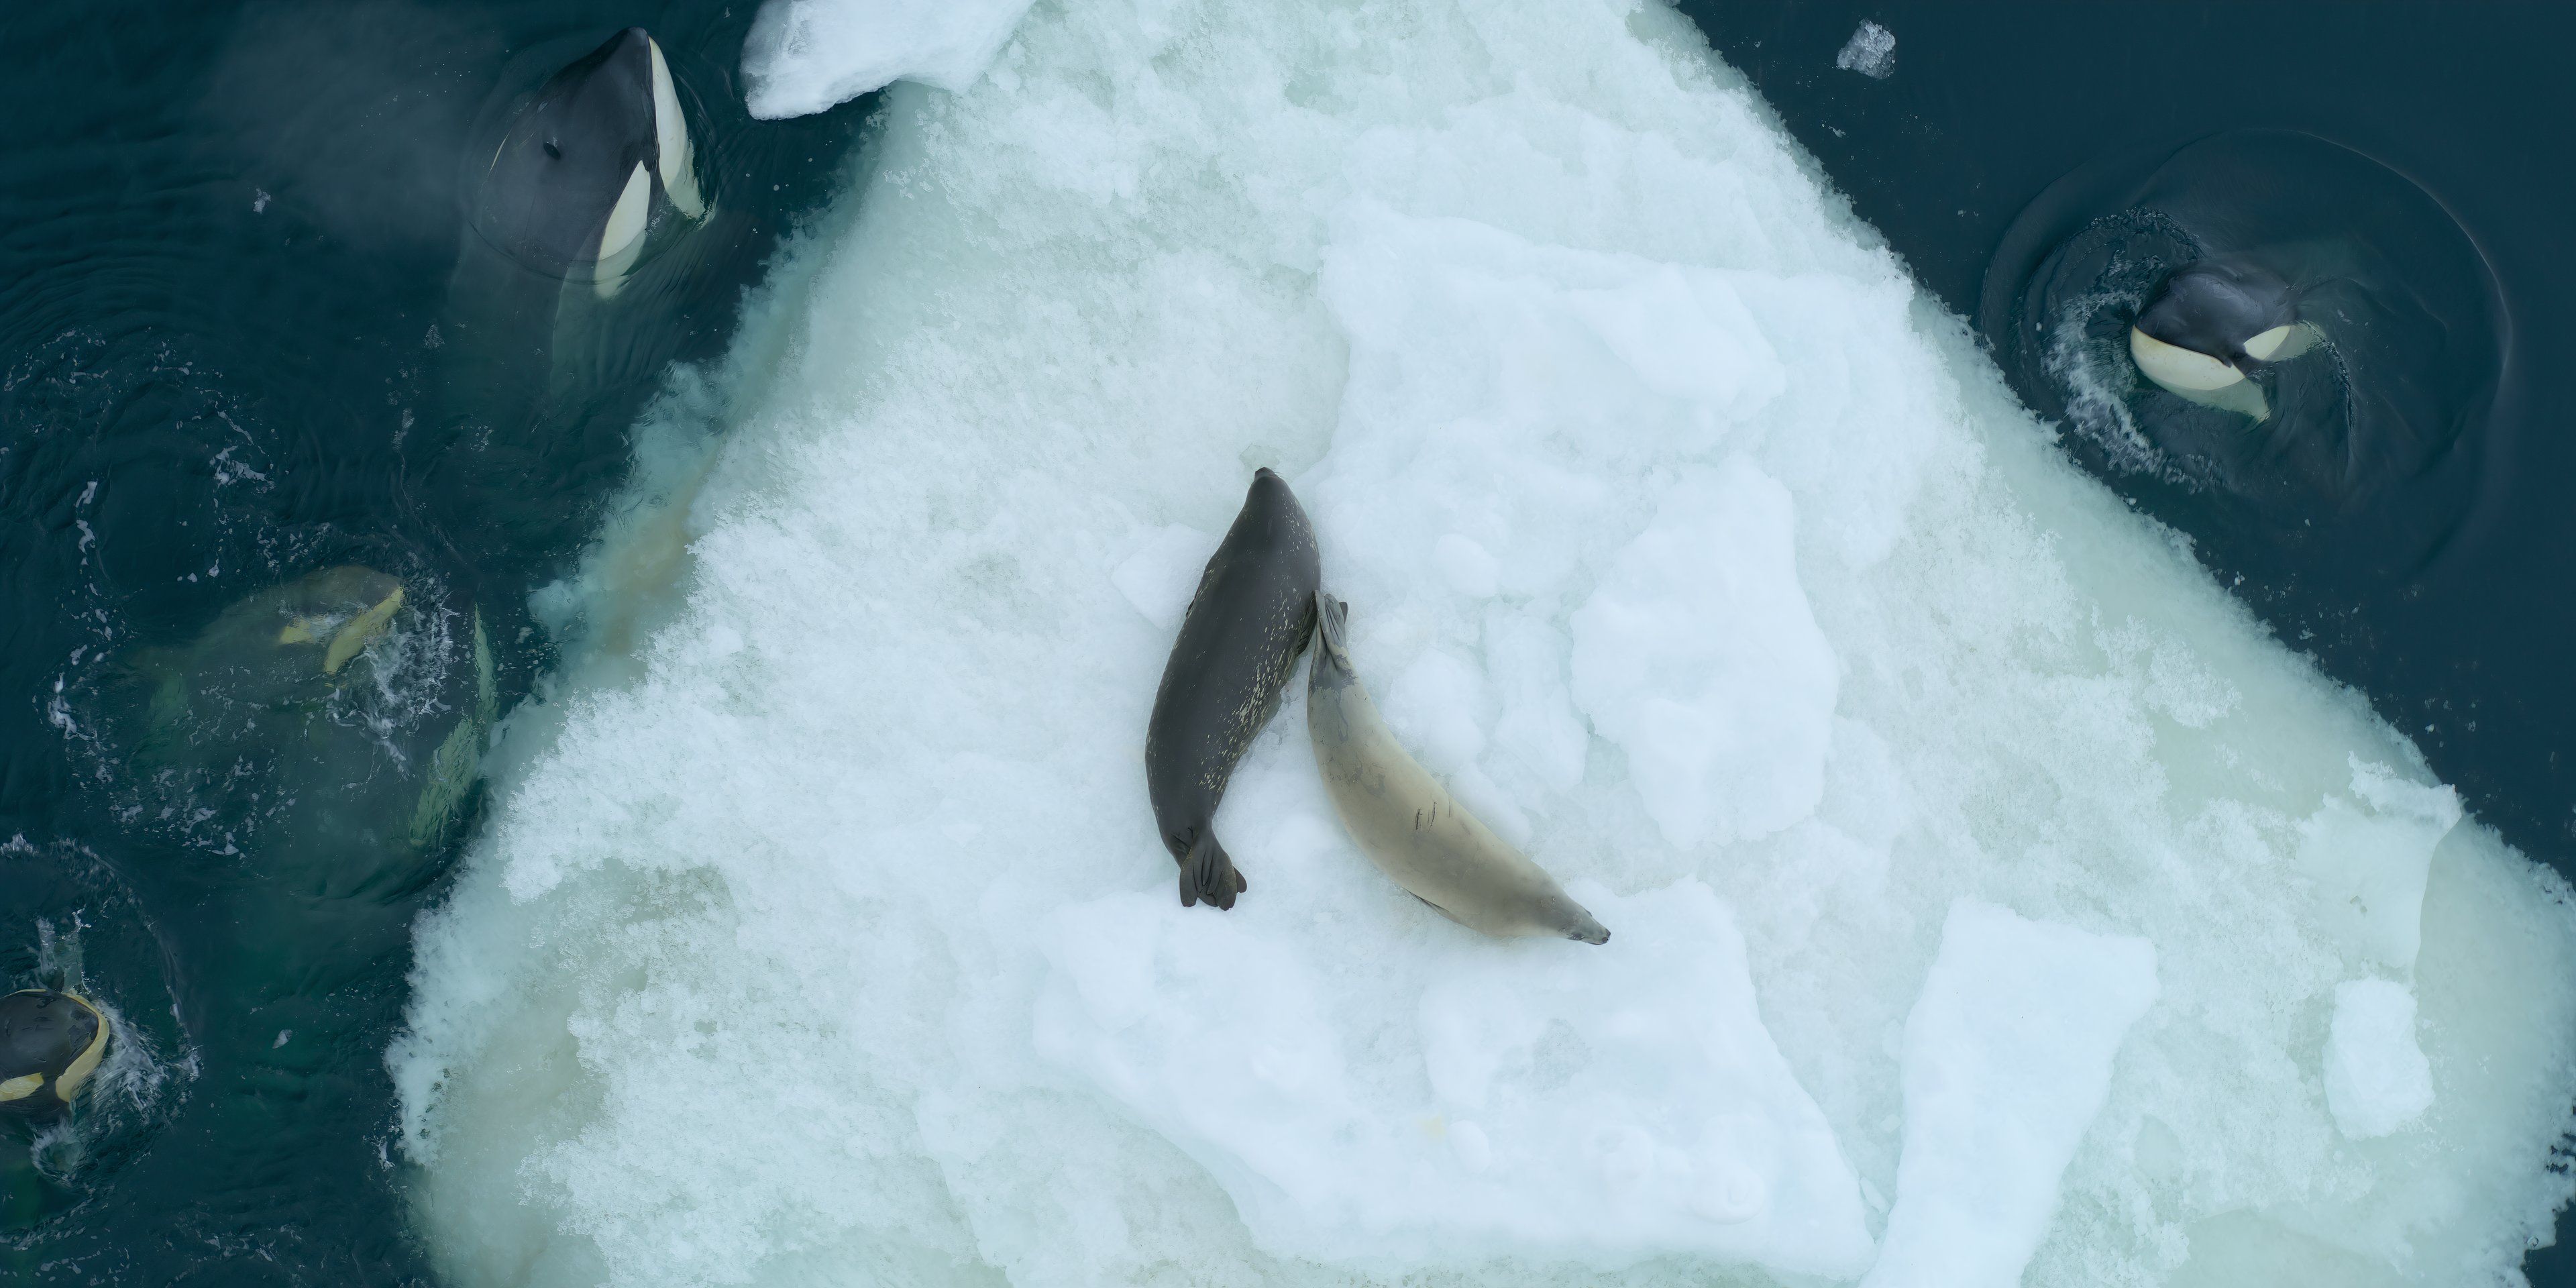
xmin=392 ymin=1 xmax=2576 ymax=1285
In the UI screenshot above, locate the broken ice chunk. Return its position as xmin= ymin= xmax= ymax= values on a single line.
xmin=1835 ymin=21 xmax=1896 ymax=80
xmin=1034 ymin=880 xmax=1873 ymax=1278
xmin=1863 ymin=900 xmax=2159 ymax=1288
xmin=2297 ymin=756 xmax=2461 ymax=971
xmin=2324 ymin=978 xmax=2434 ymax=1138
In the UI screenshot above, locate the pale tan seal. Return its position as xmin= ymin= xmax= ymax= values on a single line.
xmin=1305 ymin=596 xmax=1609 ymax=944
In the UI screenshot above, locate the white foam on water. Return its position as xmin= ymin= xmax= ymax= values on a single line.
xmin=741 ymin=0 xmax=1038 ymax=118
xmin=393 ymin=1 xmax=2576 ymax=1285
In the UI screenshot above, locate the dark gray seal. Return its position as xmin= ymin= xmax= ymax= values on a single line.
xmin=1144 ymin=468 xmax=1321 ymax=909
xmin=0 ymin=989 xmax=110 ymax=1117
xmin=1307 ymin=597 xmax=1609 ymax=943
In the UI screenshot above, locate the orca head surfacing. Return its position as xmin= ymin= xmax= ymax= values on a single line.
xmin=472 ymin=28 xmax=707 ymax=299
xmin=2128 ymin=261 xmax=2318 ymax=422
xmin=0 ymin=989 xmax=110 ymax=1116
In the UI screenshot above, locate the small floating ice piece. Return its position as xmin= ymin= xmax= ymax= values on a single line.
xmin=1835 ymin=21 xmax=1897 ymax=80
xmin=2324 ymin=979 xmax=2434 ymax=1138
xmin=1863 ymin=900 xmax=2159 ymax=1288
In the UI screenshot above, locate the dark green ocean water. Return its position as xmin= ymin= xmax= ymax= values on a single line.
xmin=2 ymin=0 xmax=2573 ymax=1282
xmin=0 ymin=2 xmax=869 ymax=1280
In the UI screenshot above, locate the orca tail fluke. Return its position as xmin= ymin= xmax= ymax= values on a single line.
xmin=1179 ymin=831 xmax=1246 ymax=910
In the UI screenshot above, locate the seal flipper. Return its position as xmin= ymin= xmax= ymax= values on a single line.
xmin=1179 ymin=830 xmax=1242 ymax=911
xmin=1315 ymin=595 xmax=1350 ymax=659
xmin=1409 ymin=890 xmax=1475 ymax=930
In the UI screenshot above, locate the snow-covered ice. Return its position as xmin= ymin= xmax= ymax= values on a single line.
xmin=1109 ymin=524 xmax=1216 ymax=631
xmin=1568 ymin=453 xmax=1834 ymax=849
xmin=1035 ymin=879 xmax=1874 ymax=1276
xmin=392 ymin=1 xmax=2576 ymax=1285
xmin=741 ymin=0 xmax=1037 ymax=117
xmin=2299 ymin=755 xmax=2461 ymax=971
xmin=1862 ymin=900 xmax=2158 ymax=1288
xmin=2325 ymin=979 xmax=2435 ymax=1140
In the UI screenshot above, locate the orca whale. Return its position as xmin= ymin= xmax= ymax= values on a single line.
xmin=2128 ymin=260 xmax=2320 ymax=423
xmin=470 ymin=26 xmax=705 ymax=299
xmin=0 ymin=989 xmax=109 ymax=1120
xmin=437 ymin=25 xmax=714 ymax=428
xmin=425 ymin=27 xmax=724 ymax=562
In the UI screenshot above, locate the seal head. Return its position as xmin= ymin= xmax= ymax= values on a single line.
xmin=1144 ymin=469 xmax=1322 ymax=910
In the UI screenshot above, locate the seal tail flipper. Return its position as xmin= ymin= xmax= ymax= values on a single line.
xmin=1179 ymin=831 xmax=1242 ymax=910
xmin=1316 ymin=594 xmax=1348 ymax=651
xmin=1311 ymin=594 xmax=1352 ymax=673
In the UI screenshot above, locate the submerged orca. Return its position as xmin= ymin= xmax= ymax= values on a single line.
xmin=130 ymin=564 xmax=497 ymax=881
xmin=0 ymin=990 xmax=109 ymax=1118
xmin=2127 ymin=261 xmax=2320 ymax=422
xmin=472 ymin=26 xmax=706 ymax=299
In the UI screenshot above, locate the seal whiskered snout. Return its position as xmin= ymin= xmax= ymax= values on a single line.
xmin=1560 ymin=908 xmax=1612 ymax=945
